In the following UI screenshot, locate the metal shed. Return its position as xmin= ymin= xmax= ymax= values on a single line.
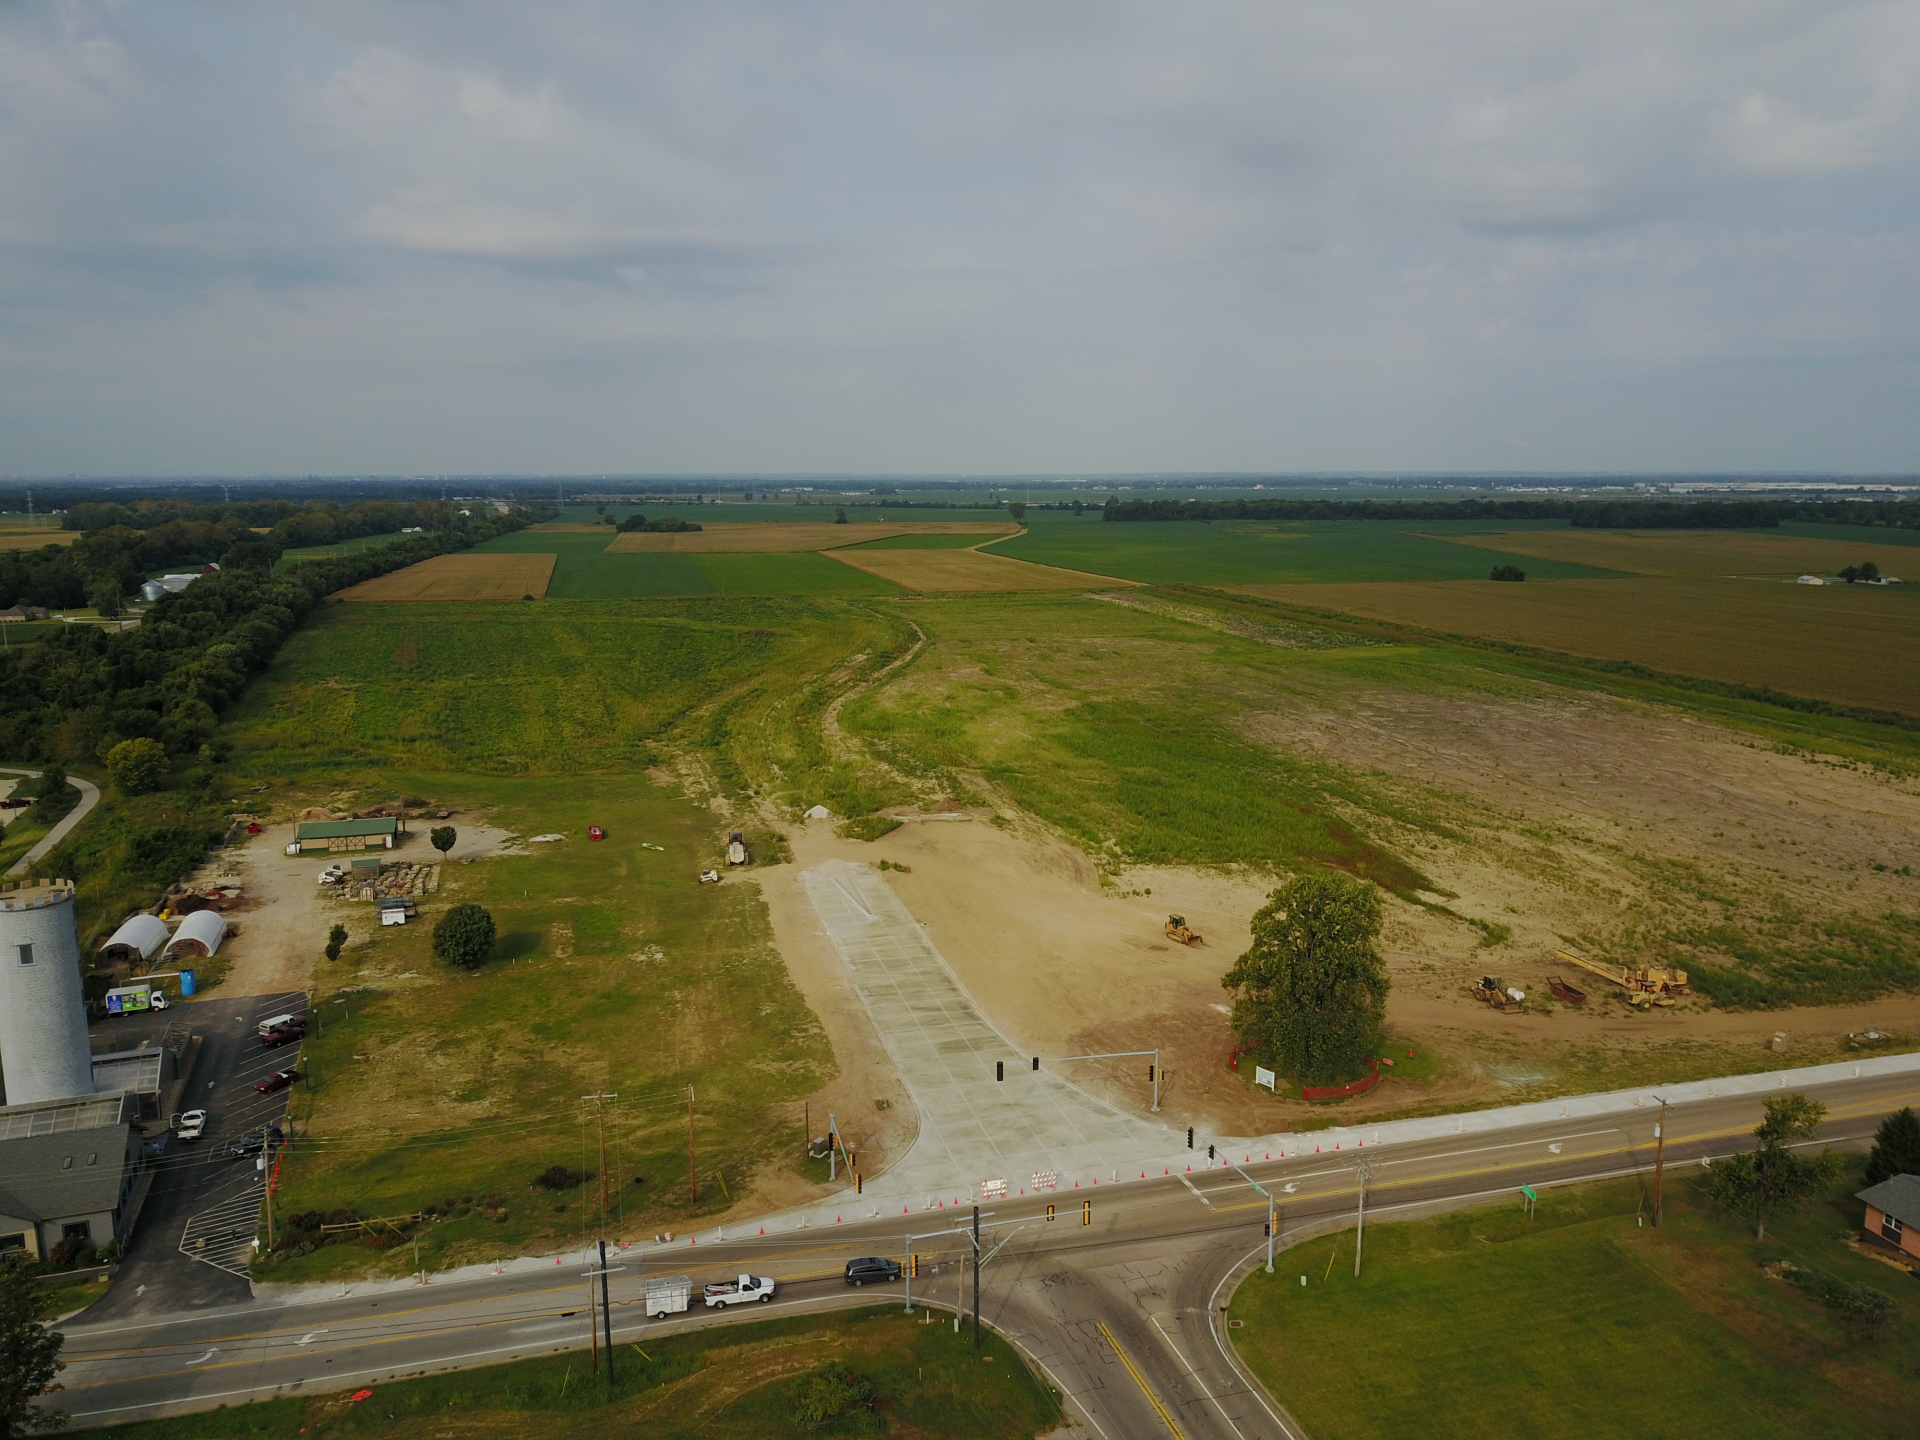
xmin=98 ymin=913 xmax=170 ymax=965
xmin=292 ymin=818 xmax=399 ymax=854
xmin=163 ymin=909 xmax=228 ymax=960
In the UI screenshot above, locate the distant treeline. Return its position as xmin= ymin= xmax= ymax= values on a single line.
xmin=0 ymin=499 xmax=492 ymax=612
xmin=0 ymin=506 xmax=542 ymax=766
xmin=1102 ymin=497 xmax=1920 ymax=530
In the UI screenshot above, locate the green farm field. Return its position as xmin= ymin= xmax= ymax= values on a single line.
xmin=468 ymin=532 xmax=902 ymax=598
xmin=1249 ymin=576 xmax=1920 ymax=715
xmin=994 ymin=513 xmax=1617 ymax=585
xmin=1231 ymin=1169 xmax=1919 ymax=1440
xmin=84 ymin=1306 xmax=1060 ymax=1440
xmin=276 ymin=531 xmax=408 ymax=569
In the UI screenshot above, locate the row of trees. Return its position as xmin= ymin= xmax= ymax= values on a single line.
xmin=0 ymin=507 xmax=542 ymax=769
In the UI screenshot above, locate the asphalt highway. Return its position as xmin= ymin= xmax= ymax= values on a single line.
xmin=56 ymin=1066 xmax=1920 ymax=1437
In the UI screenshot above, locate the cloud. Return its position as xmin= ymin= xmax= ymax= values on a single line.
xmin=0 ymin=0 xmax=1917 ymax=473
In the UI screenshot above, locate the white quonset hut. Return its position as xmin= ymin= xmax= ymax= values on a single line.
xmin=98 ymin=913 xmax=170 ymax=965
xmin=163 ymin=909 xmax=227 ymax=960
xmin=0 ymin=881 xmax=93 ymax=1107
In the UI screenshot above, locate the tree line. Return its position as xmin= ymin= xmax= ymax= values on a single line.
xmin=1101 ymin=496 xmax=1920 ymax=531
xmin=0 ymin=506 xmax=543 ymax=768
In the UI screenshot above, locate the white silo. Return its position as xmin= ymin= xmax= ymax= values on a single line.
xmin=0 ymin=880 xmax=94 ymax=1105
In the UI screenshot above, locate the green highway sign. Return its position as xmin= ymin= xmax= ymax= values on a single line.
xmin=1521 ymin=1186 xmax=1538 ymax=1201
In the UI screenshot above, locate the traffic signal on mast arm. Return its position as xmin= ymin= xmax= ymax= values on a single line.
xmin=855 ymin=1171 xmax=862 ymax=1194
xmin=1148 ymin=1063 xmax=1155 ymax=1082
xmin=1046 ymin=1204 xmax=1055 ymax=1222
xmin=1082 ymin=1200 xmax=1092 ymax=1226
xmin=996 ymin=1061 xmax=1004 ymax=1081
xmin=1187 ymin=1127 xmax=1194 ymax=1149
xmin=1031 ymin=1057 xmax=1039 ymax=1071
xmin=909 ymin=1253 xmax=919 ymax=1278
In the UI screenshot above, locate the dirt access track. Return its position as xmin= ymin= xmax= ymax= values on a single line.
xmin=758 ymin=689 xmax=1920 ymax=1141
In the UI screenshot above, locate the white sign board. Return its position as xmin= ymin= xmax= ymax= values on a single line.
xmin=1254 ymin=1066 xmax=1276 ymax=1091
xmin=981 ymin=1178 xmax=1008 ymax=1200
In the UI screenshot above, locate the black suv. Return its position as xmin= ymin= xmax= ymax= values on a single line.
xmin=844 ymin=1256 xmax=902 ymax=1286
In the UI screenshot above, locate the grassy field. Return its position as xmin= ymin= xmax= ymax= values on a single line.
xmin=277 ymin=532 xmax=407 ymax=569
xmin=607 ymin=521 xmax=1014 ymax=553
xmin=1241 ymin=577 xmax=1920 ymax=715
xmin=80 ymin=1306 xmax=1061 ymax=1440
xmin=843 ymin=532 xmax=1003 ymax=550
xmin=337 ymin=553 xmax=558 ymax=601
xmin=1431 ymin=527 xmax=1920 ymax=578
xmin=257 ymin=774 xmax=831 ymax=1279
xmin=1231 ymin=1168 xmax=1918 ymax=1440
xmin=693 ymin=554 xmax=903 ymax=597
xmin=465 ymin=533 xmax=903 ymax=599
xmin=995 ymin=513 xmax=1618 ymax=586
xmin=826 ymin=548 xmax=1125 ymax=593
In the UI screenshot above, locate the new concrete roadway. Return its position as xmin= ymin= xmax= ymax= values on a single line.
xmin=54 ymin=1063 xmax=1920 ymax=1437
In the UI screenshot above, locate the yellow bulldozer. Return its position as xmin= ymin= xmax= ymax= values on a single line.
xmin=1555 ymin=950 xmax=1688 ymax=1008
xmin=1165 ymin=915 xmax=1204 ymax=947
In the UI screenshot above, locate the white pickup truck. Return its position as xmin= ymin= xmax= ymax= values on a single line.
xmin=703 ymin=1273 xmax=775 ymax=1308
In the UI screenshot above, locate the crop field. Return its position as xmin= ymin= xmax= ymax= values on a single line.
xmin=88 ymin=1307 xmax=1060 ymax=1440
xmin=827 ymin=546 xmax=1131 ymax=592
xmin=606 ymin=520 xmax=1016 ymax=553
xmin=841 ymin=531 xmax=1004 ymax=549
xmin=1231 ymin=1170 xmax=1919 ymax=1440
xmin=469 ymin=532 xmax=903 ymax=597
xmin=1430 ymin=527 xmax=1920 ymax=578
xmin=223 ymin=597 xmax=902 ymax=779
xmin=694 ymin=553 xmax=903 ymax=596
xmin=1242 ymin=576 xmax=1920 ymax=714
xmin=336 ymin=552 xmax=557 ymax=601
xmin=995 ymin=513 xmax=1618 ymax=586
xmin=0 ymin=530 xmax=76 ymax=549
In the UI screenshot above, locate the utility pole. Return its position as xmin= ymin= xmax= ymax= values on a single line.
xmin=1353 ymin=1157 xmax=1373 ymax=1278
xmin=1267 ymin=1190 xmax=1277 ymax=1273
xmin=687 ymin=1086 xmax=697 ymax=1202
xmin=972 ymin=1205 xmax=981 ymax=1351
xmin=582 ymin=1090 xmax=617 ymax=1371
xmin=1652 ymin=1097 xmax=1668 ymax=1228
xmin=599 ymin=1238 xmax=615 ymax=1386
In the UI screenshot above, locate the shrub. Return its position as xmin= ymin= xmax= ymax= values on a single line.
xmin=324 ymin=924 xmax=348 ymax=962
xmin=106 ymin=737 xmax=169 ymax=795
xmin=794 ymin=1366 xmax=875 ymax=1426
xmin=535 ymin=1165 xmax=587 ymax=1191
xmin=429 ymin=825 xmax=456 ymax=855
xmin=432 ymin=903 xmax=496 ymax=970
xmin=1489 ymin=564 xmax=1526 ymax=582
xmin=836 ymin=815 xmax=902 ymax=842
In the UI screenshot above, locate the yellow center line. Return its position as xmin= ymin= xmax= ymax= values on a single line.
xmin=1096 ymin=1320 xmax=1187 ymax=1440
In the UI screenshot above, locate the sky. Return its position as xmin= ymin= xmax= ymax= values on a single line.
xmin=2 ymin=0 xmax=1917 ymax=476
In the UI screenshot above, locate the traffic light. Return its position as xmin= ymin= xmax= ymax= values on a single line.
xmin=996 ymin=1061 xmax=1004 ymax=1082
xmin=1046 ymin=1204 xmax=1055 ymax=1222
xmin=909 ymin=1253 xmax=919 ymax=1278
xmin=1081 ymin=1200 xmax=1091 ymax=1226
xmin=1147 ymin=1064 xmax=1155 ymax=1082
xmin=855 ymin=1172 xmax=863 ymax=1195
xmin=1208 ymin=1144 xmax=1215 ymax=1160
xmin=1263 ymin=1221 xmax=1272 ymax=1238
xmin=1031 ymin=1057 xmax=1039 ymax=1071
xmin=1187 ymin=1127 xmax=1194 ymax=1149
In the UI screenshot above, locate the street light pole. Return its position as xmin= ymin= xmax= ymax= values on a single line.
xmin=1353 ymin=1157 xmax=1373 ymax=1278
xmin=972 ymin=1205 xmax=981 ymax=1351
xmin=1267 ymin=1191 xmax=1277 ymax=1274
xmin=1652 ymin=1097 xmax=1668 ymax=1227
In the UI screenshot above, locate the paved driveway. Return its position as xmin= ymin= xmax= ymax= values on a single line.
xmin=801 ymin=860 xmax=1179 ymax=1201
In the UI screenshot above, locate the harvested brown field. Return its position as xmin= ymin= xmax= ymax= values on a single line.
xmin=1235 ymin=576 xmax=1920 ymax=713
xmin=826 ymin=546 xmax=1136 ymax=592
xmin=607 ymin=520 xmax=1017 ymax=553
xmin=335 ymin=552 xmax=557 ymax=601
xmin=1431 ymin=528 xmax=1920 ymax=578
xmin=0 ymin=530 xmax=76 ymax=549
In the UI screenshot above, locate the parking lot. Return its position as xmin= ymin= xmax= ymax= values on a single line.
xmin=85 ymin=989 xmax=308 ymax=1320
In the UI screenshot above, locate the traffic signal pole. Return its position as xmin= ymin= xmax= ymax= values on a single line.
xmin=972 ymin=1206 xmax=981 ymax=1350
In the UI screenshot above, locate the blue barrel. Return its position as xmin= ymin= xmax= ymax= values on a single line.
xmin=179 ymin=968 xmax=196 ymax=996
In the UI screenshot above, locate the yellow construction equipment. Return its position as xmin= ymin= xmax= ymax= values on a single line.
xmin=1164 ymin=915 xmax=1204 ymax=947
xmin=1555 ymin=950 xmax=1688 ymax=1008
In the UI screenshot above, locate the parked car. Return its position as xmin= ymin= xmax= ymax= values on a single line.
xmin=256 ymin=1013 xmax=305 ymax=1038
xmin=254 ymin=1070 xmax=298 ymax=1094
xmin=843 ymin=1257 xmax=901 ymax=1286
xmin=227 ymin=1124 xmax=283 ymax=1158
xmin=175 ymin=1109 xmax=207 ymax=1142
xmin=261 ymin=1025 xmax=302 ymax=1048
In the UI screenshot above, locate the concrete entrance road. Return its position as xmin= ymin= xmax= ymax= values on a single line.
xmin=54 ymin=1065 xmax=1920 ymax=1436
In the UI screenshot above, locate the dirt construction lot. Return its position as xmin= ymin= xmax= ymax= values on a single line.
xmin=762 ymin=684 xmax=1920 ymax=1139
xmin=606 ymin=521 xmax=1017 ymax=553
xmin=335 ymin=552 xmax=558 ymax=601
